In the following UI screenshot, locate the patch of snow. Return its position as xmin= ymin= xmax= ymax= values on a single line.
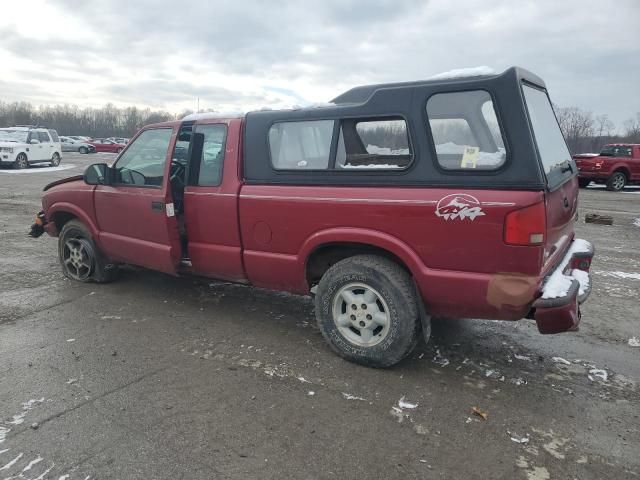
xmin=540 ymin=239 xmax=593 ymax=299
xmin=66 ymin=378 xmax=78 ymax=385
xmin=432 ymin=349 xmax=450 ymax=367
xmin=365 ymin=144 xmax=410 ymax=156
xmin=0 ymin=426 xmax=9 ymax=444
xmin=398 ymin=396 xmax=418 ymax=410
xmin=508 ymin=431 xmax=530 ymax=444
xmin=0 ymin=164 xmax=76 ymax=174
xmin=296 ymin=376 xmax=311 ymax=383
xmin=182 ymin=111 xmax=245 ymax=121
xmin=628 ymin=337 xmax=640 ymax=347
xmin=66 ymin=338 xmax=76 ymax=342
xmin=588 ymin=369 xmax=608 ymax=382
xmin=6 ymin=398 xmax=45 ymax=425
xmin=21 ymin=456 xmax=44 ymax=472
xmin=32 ymin=463 xmax=55 ymax=480
xmin=598 ymin=271 xmax=640 ymax=281
xmin=552 ymin=357 xmax=571 ymax=365
xmin=390 ymin=406 xmax=405 ymax=423
xmin=633 ymin=218 xmax=640 ymax=227
xmin=101 ymin=315 xmax=122 ymax=320
xmin=514 ymin=354 xmax=531 ymax=361
xmin=0 ymin=452 xmax=23 ymax=471
xmin=307 ymin=391 xmax=315 ymax=396
xmin=511 ymin=377 xmax=528 ymax=386
xmin=0 ymin=449 xmax=9 ymax=455
xmin=341 ymin=393 xmax=367 ymax=401
xmin=428 ymin=66 xmax=495 ymax=81
xmin=340 ymin=163 xmax=403 ymax=169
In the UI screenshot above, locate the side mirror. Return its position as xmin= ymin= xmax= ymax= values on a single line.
xmin=30 ymin=139 xmax=40 ymax=144
xmin=83 ymin=163 xmax=110 ymax=185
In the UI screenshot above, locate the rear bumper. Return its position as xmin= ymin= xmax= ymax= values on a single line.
xmin=532 ymin=239 xmax=594 ymax=334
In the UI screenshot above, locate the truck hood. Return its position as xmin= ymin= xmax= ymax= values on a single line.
xmin=43 ymin=175 xmax=84 ymax=191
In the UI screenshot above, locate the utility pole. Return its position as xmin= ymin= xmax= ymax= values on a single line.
xmin=197 ymin=97 xmax=200 ymax=113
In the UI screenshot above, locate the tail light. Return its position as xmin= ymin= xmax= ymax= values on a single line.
xmin=504 ymin=202 xmax=546 ymax=246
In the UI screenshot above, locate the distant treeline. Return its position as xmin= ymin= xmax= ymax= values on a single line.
xmin=554 ymin=106 xmax=640 ymax=154
xmin=0 ymin=101 xmax=193 ymax=138
xmin=1 ymin=99 xmax=638 ymax=153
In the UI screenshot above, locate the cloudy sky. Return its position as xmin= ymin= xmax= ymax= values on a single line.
xmin=1 ymin=0 xmax=638 ymax=129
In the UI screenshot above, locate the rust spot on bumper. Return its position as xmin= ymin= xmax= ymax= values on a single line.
xmin=486 ymin=273 xmax=538 ymax=311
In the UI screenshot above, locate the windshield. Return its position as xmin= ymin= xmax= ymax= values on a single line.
xmin=522 ymin=84 xmax=574 ymax=186
xmin=0 ymin=129 xmax=29 ymax=143
xmin=600 ymin=145 xmax=632 ymax=157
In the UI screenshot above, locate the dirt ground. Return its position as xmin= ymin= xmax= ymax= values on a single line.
xmin=1 ymin=152 xmax=639 ymax=479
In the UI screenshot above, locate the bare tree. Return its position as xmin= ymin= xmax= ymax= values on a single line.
xmin=592 ymin=114 xmax=615 ymax=151
xmin=554 ymin=106 xmax=594 ymax=153
xmin=623 ymin=113 xmax=640 ymax=142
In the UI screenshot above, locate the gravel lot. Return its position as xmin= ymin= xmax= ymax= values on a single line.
xmin=1 ymin=152 xmax=639 ymax=479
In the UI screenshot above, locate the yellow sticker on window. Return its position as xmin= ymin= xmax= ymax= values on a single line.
xmin=460 ymin=146 xmax=480 ymax=168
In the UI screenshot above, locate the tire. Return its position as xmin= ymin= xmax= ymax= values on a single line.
xmin=578 ymin=178 xmax=591 ymax=188
xmin=50 ymin=152 xmax=61 ymax=167
xmin=58 ymin=219 xmax=118 ymax=283
xmin=13 ymin=153 xmax=29 ymax=169
xmin=315 ymin=255 xmax=421 ymax=368
xmin=79 ymin=146 xmax=88 ymax=154
xmin=606 ymin=171 xmax=626 ymax=191
xmin=116 ymin=148 xmax=123 ymax=154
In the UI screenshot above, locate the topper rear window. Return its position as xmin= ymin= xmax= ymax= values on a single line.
xmin=426 ymin=90 xmax=506 ymax=171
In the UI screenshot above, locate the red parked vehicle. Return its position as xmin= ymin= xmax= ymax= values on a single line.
xmin=89 ymin=138 xmax=127 ymax=153
xmin=574 ymin=144 xmax=640 ymax=191
xmin=30 ymin=67 xmax=594 ymax=367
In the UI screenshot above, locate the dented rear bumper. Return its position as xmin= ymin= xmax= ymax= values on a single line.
xmin=532 ymin=239 xmax=594 ymax=334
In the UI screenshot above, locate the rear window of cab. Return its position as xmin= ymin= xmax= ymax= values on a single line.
xmin=268 ymin=117 xmax=413 ymax=171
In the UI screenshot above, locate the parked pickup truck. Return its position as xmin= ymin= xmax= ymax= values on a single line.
xmin=574 ymin=144 xmax=640 ymax=190
xmin=30 ymin=67 xmax=594 ymax=367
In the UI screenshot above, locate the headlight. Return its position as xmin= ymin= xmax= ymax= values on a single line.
xmin=0 ymin=147 xmax=14 ymax=153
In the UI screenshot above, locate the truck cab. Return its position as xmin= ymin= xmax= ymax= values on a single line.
xmin=34 ymin=66 xmax=594 ymax=367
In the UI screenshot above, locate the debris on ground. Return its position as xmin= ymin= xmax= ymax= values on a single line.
xmin=472 ymin=406 xmax=488 ymax=421
xmin=588 ymin=369 xmax=608 ymax=382
xmin=65 ymin=378 xmax=78 ymax=385
xmin=398 ymin=396 xmax=418 ymax=410
xmin=341 ymin=393 xmax=367 ymax=401
xmin=66 ymin=338 xmax=76 ymax=342
xmin=628 ymin=337 xmax=640 ymax=347
xmin=30 ymin=422 xmax=39 ymax=430
xmin=585 ymin=213 xmax=613 ymax=225
xmin=552 ymin=357 xmax=571 ymax=365
xmin=297 ymin=376 xmax=311 ymax=383
xmin=507 ymin=431 xmax=530 ymax=444
xmin=307 ymin=391 xmax=315 ymax=396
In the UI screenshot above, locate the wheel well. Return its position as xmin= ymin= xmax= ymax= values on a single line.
xmin=306 ymin=243 xmax=411 ymax=287
xmin=51 ymin=211 xmax=76 ymax=232
xmin=612 ymin=167 xmax=630 ymax=179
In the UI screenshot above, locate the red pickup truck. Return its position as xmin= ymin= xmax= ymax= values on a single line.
xmin=31 ymin=67 xmax=594 ymax=367
xmin=574 ymin=144 xmax=640 ymax=190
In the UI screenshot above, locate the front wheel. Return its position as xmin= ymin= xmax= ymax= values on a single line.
xmin=13 ymin=153 xmax=28 ymax=169
xmin=79 ymin=146 xmax=88 ymax=154
xmin=50 ymin=153 xmax=61 ymax=167
xmin=116 ymin=147 xmax=123 ymax=153
xmin=58 ymin=219 xmax=118 ymax=283
xmin=315 ymin=255 xmax=421 ymax=367
xmin=578 ymin=178 xmax=591 ymax=188
xmin=606 ymin=171 xmax=626 ymax=191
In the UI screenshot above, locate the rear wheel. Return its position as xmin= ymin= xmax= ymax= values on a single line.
xmin=578 ymin=178 xmax=591 ymax=188
xmin=13 ymin=153 xmax=28 ymax=169
xmin=116 ymin=147 xmax=123 ymax=153
xmin=50 ymin=152 xmax=61 ymax=167
xmin=315 ymin=255 xmax=420 ymax=368
xmin=606 ymin=171 xmax=626 ymax=191
xmin=58 ymin=219 xmax=118 ymax=283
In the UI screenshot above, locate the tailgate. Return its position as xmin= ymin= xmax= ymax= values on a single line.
xmin=543 ymin=177 xmax=577 ymax=272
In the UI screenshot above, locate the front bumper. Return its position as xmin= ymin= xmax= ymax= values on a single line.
xmin=532 ymin=239 xmax=594 ymax=334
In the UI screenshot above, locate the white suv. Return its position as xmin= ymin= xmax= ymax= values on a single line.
xmin=0 ymin=126 xmax=62 ymax=169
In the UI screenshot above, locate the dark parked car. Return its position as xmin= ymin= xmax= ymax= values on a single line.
xmin=60 ymin=136 xmax=96 ymax=154
xmin=31 ymin=67 xmax=593 ymax=367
